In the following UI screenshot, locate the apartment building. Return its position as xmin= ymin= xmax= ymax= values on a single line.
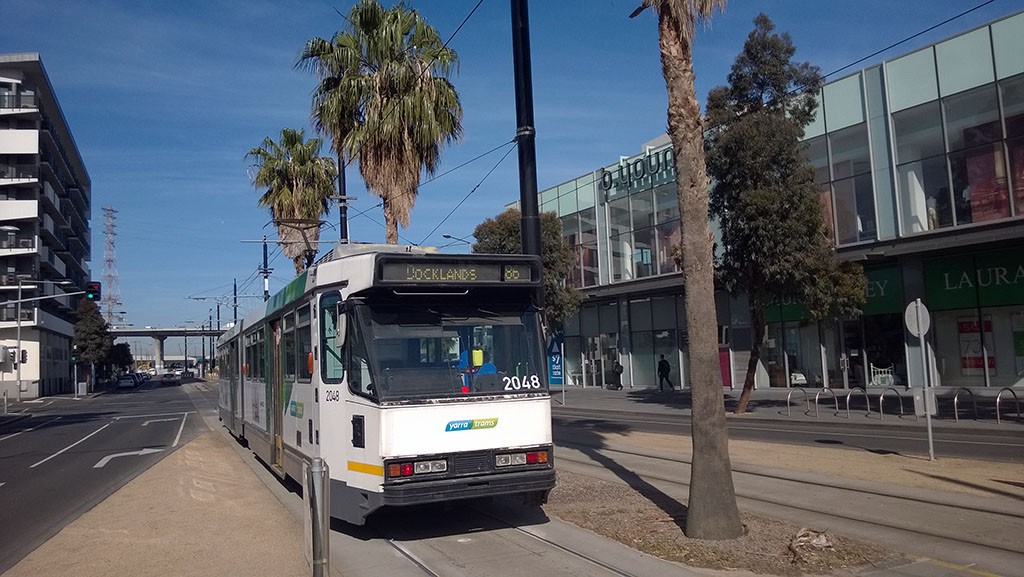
xmin=0 ymin=53 xmax=91 ymax=399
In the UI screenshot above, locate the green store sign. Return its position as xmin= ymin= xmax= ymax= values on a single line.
xmin=765 ymin=265 xmax=903 ymax=322
xmin=925 ymin=249 xmax=1024 ymax=310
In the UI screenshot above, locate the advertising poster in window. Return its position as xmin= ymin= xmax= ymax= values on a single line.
xmin=958 ymin=316 xmax=995 ymax=376
xmin=1013 ymin=312 xmax=1024 ymax=377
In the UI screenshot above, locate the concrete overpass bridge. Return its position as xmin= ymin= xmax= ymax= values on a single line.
xmin=110 ymin=326 xmax=225 ymax=371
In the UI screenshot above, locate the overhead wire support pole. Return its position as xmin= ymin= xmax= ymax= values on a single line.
xmin=511 ymin=0 xmax=541 ymax=262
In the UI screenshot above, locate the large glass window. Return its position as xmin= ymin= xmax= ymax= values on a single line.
xmin=943 ymin=85 xmax=1001 ymax=151
xmin=654 ymin=183 xmax=678 ymax=224
xmin=829 ymin=123 xmax=871 ymax=178
xmin=579 ymin=207 xmax=598 ymax=287
xmin=610 ymin=232 xmax=633 ymax=282
xmin=631 ymin=190 xmax=654 ymax=229
xmin=893 ymin=101 xmax=945 ymax=163
xmin=656 ymin=219 xmax=680 ymax=274
xmin=949 ymin=143 xmax=1011 ymax=224
xmin=633 ymin=227 xmax=654 ymax=278
xmin=898 ymin=155 xmax=952 ymax=233
xmin=1002 ymin=76 xmax=1024 ymax=214
xmin=803 ymin=136 xmax=829 ymax=184
xmin=833 ymin=173 xmax=876 ymax=244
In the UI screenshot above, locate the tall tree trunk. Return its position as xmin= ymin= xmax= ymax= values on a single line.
xmin=734 ymin=302 xmax=765 ymax=414
xmin=384 ymin=195 xmax=399 ymax=244
xmin=658 ymin=11 xmax=743 ymax=540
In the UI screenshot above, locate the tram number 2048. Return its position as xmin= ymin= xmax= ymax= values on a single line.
xmin=503 ymin=375 xmax=542 ymax=390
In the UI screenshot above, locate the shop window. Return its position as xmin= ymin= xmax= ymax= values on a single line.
xmin=893 ymin=101 xmax=944 ymax=163
xmin=654 ymin=184 xmax=678 ymax=224
xmin=608 ymin=195 xmax=630 ymax=236
xmin=631 ymin=190 xmax=654 ymax=229
xmin=898 ymin=155 xmax=952 ymax=233
xmin=633 ymin=227 xmax=654 ymax=278
xmin=949 ymin=144 xmax=1011 ymax=224
xmin=802 ymin=136 xmax=829 ymax=184
xmin=656 ymin=219 xmax=680 ymax=274
xmin=1009 ymin=137 xmax=1024 ymax=215
xmin=943 ymin=85 xmax=1001 ymax=152
xmin=610 ymin=232 xmax=633 ymax=282
xmin=1002 ymin=75 xmax=1024 ymax=139
xmin=829 ymin=123 xmax=871 ymax=179
xmin=833 ymin=173 xmax=876 ymax=244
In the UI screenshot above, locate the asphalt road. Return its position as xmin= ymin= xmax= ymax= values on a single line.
xmin=0 ymin=379 xmax=209 ymax=574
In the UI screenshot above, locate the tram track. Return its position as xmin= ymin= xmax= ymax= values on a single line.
xmin=554 ymin=440 xmax=1024 ymax=563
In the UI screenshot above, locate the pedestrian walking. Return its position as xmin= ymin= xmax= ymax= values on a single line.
xmin=657 ymin=354 xmax=673 ymax=391
xmin=609 ymin=361 xmax=624 ymax=390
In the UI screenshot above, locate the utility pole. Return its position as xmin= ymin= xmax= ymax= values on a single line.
xmin=511 ymin=0 xmax=542 ymax=261
xmin=261 ymin=235 xmax=270 ymax=301
xmin=233 ymin=278 xmax=238 ymax=324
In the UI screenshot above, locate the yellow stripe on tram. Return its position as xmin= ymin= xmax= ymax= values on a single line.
xmin=347 ymin=461 xmax=384 ymax=477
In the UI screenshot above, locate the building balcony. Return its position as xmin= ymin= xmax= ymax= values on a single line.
xmin=0 ymin=93 xmax=39 ymax=111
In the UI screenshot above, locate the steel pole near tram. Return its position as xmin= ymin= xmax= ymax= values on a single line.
xmin=906 ymin=299 xmax=934 ymax=461
xmin=511 ymin=0 xmax=541 ymax=263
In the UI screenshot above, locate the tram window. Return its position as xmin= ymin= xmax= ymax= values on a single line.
xmin=321 ymin=293 xmax=344 ymax=383
xmin=283 ymin=319 xmax=296 ymax=382
xmin=297 ymin=306 xmax=312 ymax=382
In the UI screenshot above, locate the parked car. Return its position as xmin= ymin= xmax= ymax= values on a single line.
xmin=161 ymin=372 xmax=178 ymax=384
xmin=117 ymin=374 xmax=137 ymax=389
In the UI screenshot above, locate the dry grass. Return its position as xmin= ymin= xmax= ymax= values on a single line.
xmin=544 ymin=470 xmax=907 ymax=576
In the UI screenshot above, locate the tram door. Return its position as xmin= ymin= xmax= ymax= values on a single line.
xmin=270 ymin=320 xmax=284 ymax=471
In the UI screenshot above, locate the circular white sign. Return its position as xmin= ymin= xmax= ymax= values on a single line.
xmin=904 ymin=300 xmax=931 ymax=338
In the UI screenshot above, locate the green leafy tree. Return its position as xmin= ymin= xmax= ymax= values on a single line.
xmin=705 ymin=14 xmax=866 ymax=415
xmin=472 ymin=209 xmax=580 ymax=332
xmin=109 ymin=342 xmax=134 ymax=373
xmin=635 ymin=0 xmax=743 ymax=540
xmin=247 ymin=127 xmax=338 ymax=274
xmin=73 ymin=299 xmax=112 ymax=370
xmin=298 ymin=0 xmax=463 ymax=244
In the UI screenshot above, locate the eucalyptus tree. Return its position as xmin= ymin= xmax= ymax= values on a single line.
xmin=246 ymin=128 xmax=338 ymax=274
xmin=298 ymin=0 xmax=463 ymax=244
xmin=472 ymin=209 xmax=581 ymax=332
xmin=634 ymin=0 xmax=743 ymax=540
xmin=706 ymin=14 xmax=865 ymax=415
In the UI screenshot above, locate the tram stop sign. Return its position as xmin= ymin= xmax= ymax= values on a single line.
xmin=904 ymin=299 xmax=931 ymax=338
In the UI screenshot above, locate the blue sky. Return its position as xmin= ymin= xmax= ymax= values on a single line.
xmin=1 ymin=0 xmax=1018 ymax=354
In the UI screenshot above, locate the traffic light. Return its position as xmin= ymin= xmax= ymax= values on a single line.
xmin=85 ymin=281 xmax=101 ymax=300
xmin=71 ymin=344 xmax=78 ymax=362
xmin=20 ymin=349 xmax=27 ymax=364
xmin=7 ymin=348 xmax=15 ymax=364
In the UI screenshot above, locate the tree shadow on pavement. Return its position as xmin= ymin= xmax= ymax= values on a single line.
xmin=813 ymin=438 xmax=905 ymax=457
xmin=554 ymin=417 xmax=689 ymax=531
xmin=904 ymin=471 xmax=1024 ymax=501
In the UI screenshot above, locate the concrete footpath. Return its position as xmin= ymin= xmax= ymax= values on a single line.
xmin=0 ymin=383 xmax=1019 ymax=577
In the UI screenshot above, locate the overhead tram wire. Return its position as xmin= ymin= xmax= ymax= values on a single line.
xmin=344 ymin=139 xmax=518 ymax=245
xmin=418 ymin=141 xmax=520 ymax=246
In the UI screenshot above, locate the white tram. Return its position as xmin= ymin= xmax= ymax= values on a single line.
xmin=217 ymin=244 xmax=555 ymax=525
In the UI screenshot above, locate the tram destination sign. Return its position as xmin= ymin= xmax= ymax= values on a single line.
xmin=379 ymin=261 xmax=534 ymax=284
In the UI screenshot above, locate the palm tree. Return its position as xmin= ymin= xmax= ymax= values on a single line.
xmin=636 ymin=0 xmax=743 ymax=540
xmin=246 ymin=128 xmax=338 ymax=275
xmin=298 ymin=0 xmax=463 ymax=244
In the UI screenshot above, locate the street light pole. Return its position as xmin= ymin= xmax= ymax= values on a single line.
xmin=15 ymin=277 xmax=23 ymax=402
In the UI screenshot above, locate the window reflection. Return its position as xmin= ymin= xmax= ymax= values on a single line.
xmin=898 ymin=156 xmax=952 ymax=232
xmin=943 ymin=85 xmax=1000 ymax=152
xmin=949 ymin=143 xmax=1010 ymax=224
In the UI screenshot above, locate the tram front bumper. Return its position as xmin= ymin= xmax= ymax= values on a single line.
xmin=382 ymin=468 xmax=556 ymax=507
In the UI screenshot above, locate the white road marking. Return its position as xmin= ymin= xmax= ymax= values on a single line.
xmin=142 ymin=418 xmax=178 ymax=427
xmin=114 ymin=411 xmax=194 ymax=420
xmin=93 ymin=447 xmax=164 ymax=469
xmin=173 ymin=413 xmax=188 ymax=447
xmin=31 ymin=423 xmax=111 ymax=468
xmin=0 ymin=416 xmax=62 ymax=443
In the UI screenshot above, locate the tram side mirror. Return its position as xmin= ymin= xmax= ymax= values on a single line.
xmin=335 ymin=305 xmax=347 ymax=345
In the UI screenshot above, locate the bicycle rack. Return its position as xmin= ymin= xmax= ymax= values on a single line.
xmin=878 ymin=387 xmax=913 ymax=421
xmin=786 ymin=388 xmax=809 ymax=417
xmin=845 ymin=387 xmax=871 ymax=419
xmin=995 ymin=387 xmax=1021 ymax=425
xmin=953 ymin=388 xmax=978 ymax=423
xmin=813 ymin=388 xmax=839 ymax=418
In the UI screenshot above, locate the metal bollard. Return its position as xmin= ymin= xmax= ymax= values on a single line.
xmin=307 ymin=458 xmax=330 ymax=577
xmin=3 ymin=390 xmax=7 ymax=414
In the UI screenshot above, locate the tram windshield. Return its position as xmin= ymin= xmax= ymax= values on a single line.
xmin=347 ymin=302 xmax=546 ymax=401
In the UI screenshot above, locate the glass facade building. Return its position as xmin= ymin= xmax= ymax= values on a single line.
xmin=536 ymin=11 xmax=1024 ymax=392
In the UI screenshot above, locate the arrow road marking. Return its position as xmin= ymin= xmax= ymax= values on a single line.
xmin=142 ymin=418 xmax=178 ymax=427
xmin=93 ymin=448 xmax=164 ymax=469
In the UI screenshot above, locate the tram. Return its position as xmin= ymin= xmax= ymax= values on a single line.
xmin=217 ymin=244 xmax=555 ymax=525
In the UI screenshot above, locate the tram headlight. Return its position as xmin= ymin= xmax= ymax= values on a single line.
xmin=388 ymin=458 xmax=448 ymax=478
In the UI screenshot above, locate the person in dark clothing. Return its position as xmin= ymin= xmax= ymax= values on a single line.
xmin=657 ymin=354 xmax=673 ymax=391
